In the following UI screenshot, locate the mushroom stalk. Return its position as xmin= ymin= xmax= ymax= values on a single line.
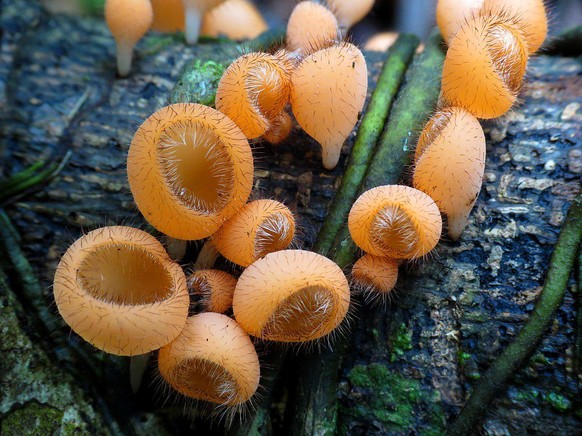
xmin=115 ymin=40 xmax=134 ymax=77
xmin=183 ymin=1 xmax=202 ymax=44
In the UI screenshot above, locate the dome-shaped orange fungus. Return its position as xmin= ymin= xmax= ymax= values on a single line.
xmin=327 ymin=0 xmax=375 ymax=29
xmin=436 ymin=0 xmax=484 ymax=44
xmin=440 ymin=13 xmax=529 ymax=119
xmin=413 ymin=107 xmax=486 ymax=240
xmin=216 ymin=52 xmax=292 ymax=140
xmin=352 ymin=254 xmax=398 ymax=297
xmin=158 ymin=312 xmax=260 ymax=405
xmin=290 ymin=42 xmax=368 ymax=170
xmin=286 ymin=1 xmax=339 ymax=55
xmin=201 ymin=0 xmax=268 ymax=40
xmin=348 ymin=185 xmax=442 ymax=259
xmin=53 ymin=226 xmax=189 ymax=356
xmin=233 ymin=250 xmax=350 ymax=342
xmin=127 ymin=103 xmax=254 ymax=240
xmin=188 ymin=269 xmax=237 ymax=313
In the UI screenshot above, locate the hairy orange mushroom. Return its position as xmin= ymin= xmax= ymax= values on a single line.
xmin=440 ymin=13 xmax=529 ymax=119
xmin=436 ymin=0 xmax=484 ymax=44
xmin=327 ymin=0 xmax=375 ymax=29
xmin=151 ymin=0 xmax=185 ymax=32
xmin=53 ymin=226 xmax=189 ymax=356
xmin=482 ymin=0 xmax=547 ymax=53
xmin=127 ymin=103 xmax=254 ymax=240
xmin=188 ymin=269 xmax=237 ymax=313
xmin=413 ymin=107 xmax=486 ymax=240
xmin=233 ymin=250 xmax=350 ymax=342
xmin=105 ymin=0 xmax=153 ymax=77
xmin=263 ymin=110 xmax=293 ymax=145
xmin=348 ymin=185 xmax=442 ymax=259
xmin=181 ymin=0 xmax=226 ymax=44
xmin=290 ymin=42 xmax=368 ymax=169
xmin=212 ymin=199 xmax=296 ymax=267
xmin=286 ymin=1 xmax=339 ymax=55
xmin=158 ymin=313 xmax=260 ymax=405
xmin=201 ymin=0 xmax=268 ymax=40
xmin=364 ymin=32 xmax=399 ymax=52
xmin=215 ymin=52 xmax=292 ymax=139
xmin=352 ymin=254 xmax=399 ymax=304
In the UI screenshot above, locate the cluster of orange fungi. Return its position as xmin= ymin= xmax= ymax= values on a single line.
xmin=347 ymin=0 xmax=547 ymax=303
xmin=55 ymin=0 xmax=374 ymax=411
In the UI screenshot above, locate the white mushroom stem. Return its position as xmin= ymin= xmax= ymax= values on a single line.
xmin=182 ymin=0 xmax=203 ymax=44
xmin=115 ymin=40 xmax=134 ymax=77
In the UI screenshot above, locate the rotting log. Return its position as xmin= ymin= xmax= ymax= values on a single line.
xmin=1 ymin=2 xmax=581 ymax=434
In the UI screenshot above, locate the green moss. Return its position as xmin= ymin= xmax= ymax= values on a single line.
xmin=457 ymin=351 xmax=471 ymax=365
xmin=390 ymin=323 xmax=413 ymax=362
xmin=1 ymin=401 xmax=63 ymax=435
xmin=170 ymin=60 xmax=226 ymax=106
xmin=344 ymin=363 xmax=445 ymax=433
xmin=544 ymin=392 xmax=572 ymax=412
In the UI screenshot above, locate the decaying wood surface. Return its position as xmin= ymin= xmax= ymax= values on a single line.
xmin=1 ymin=1 xmax=581 ymax=434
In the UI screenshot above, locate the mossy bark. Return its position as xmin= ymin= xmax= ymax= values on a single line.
xmin=1 ymin=2 xmax=581 ymax=434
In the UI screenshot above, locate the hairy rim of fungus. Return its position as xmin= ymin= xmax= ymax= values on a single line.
xmin=181 ymin=0 xmax=226 ymax=44
xmin=128 ymin=103 xmax=253 ymax=240
xmin=158 ymin=313 xmax=260 ymax=405
xmin=352 ymin=254 xmax=399 ymax=302
xmin=436 ymin=0 xmax=484 ymax=44
xmin=105 ymin=0 xmax=153 ymax=77
xmin=327 ymin=0 xmax=375 ymax=29
xmin=216 ymin=52 xmax=292 ymax=139
xmin=441 ymin=13 xmax=529 ymax=119
xmin=348 ymin=185 xmax=442 ymax=259
xmin=482 ymin=0 xmax=547 ymax=53
xmin=413 ymin=107 xmax=486 ymax=241
xmin=212 ymin=199 xmax=296 ymax=267
xmin=201 ymin=0 xmax=268 ymax=40
xmin=188 ymin=269 xmax=237 ymax=313
xmin=290 ymin=42 xmax=368 ymax=170
xmin=286 ymin=1 xmax=339 ymax=55
xmin=151 ymin=0 xmax=185 ymax=32
xmin=53 ymin=226 xmax=189 ymax=356
xmin=233 ymin=250 xmax=350 ymax=342
xmin=263 ymin=110 xmax=293 ymax=145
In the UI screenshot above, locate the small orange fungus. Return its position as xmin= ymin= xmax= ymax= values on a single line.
xmin=158 ymin=313 xmax=260 ymax=405
xmin=212 ymin=199 xmax=296 ymax=267
xmin=233 ymin=250 xmax=350 ymax=342
xmin=201 ymin=0 xmax=268 ymax=40
xmin=105 ymin=0 xmax=153 ymax=77
xmin=286 ymin=1 xmax=339 ymax=55
xmin=151 ymin=0 xmax=185 ymax=32
xmin=352 ymin=254 xmax=399 ymax=300
xmin=127 ymin=103 xmax=254 ymax=240
xmin=364 ymin=32 xmax=399 ymax=52
xmin=181 ymin=0 xmax=226 ymax=44
xmin=216 ymin=52 xmax=292 ymax=139
xmin=441 ymin=13 xmax=529 ymax=119
xmin=290 ymin=42 xmax=368 ymax=169
xmin=348 ymin=185 xmax=442 ymax=259
xmin=413 ymin=107 xmax=486 ymax=240
xmin=482 ymin=0 xmax=547 ymax=53
xmin=327 ymin=0 xmax=375 ymax=29
xmin=188 ymin=269 xmax=237 ymax=313
xmin=436 ymin=0 xmax=484 ymax=44
xmin=53 ymin=226 xmax=189 ymax=356
xmin=263 ymin=110 xmax=293 ymax=145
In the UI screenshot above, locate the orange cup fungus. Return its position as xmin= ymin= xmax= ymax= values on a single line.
xmin=53 ymin=226 xmax=189 ymax=356
xmin=201 ymin=0 xmax=268 ymax=40
xmin=263 ymin=110 xmax=293 ymax=145
xmin=440 ymin=13 xmax=529 ymax=119
xmin=233 ymin=250 xmax=350 ymax=342
xmin=188 ymin=269 xmax=237 ymax=313
xmin=158 ymin=312 xmax=260 ymax=405
xmin=105 ymin=0 xmax=153 ymax=77
xmin=352 ymin=254 xmax=399 ymax=300
xmin=436 ymin=0 xmax=484 ymax=44
xmin=482 ymin=0 xmax=547 ymax=54
xmin=290 ymin=42 xmax=368 ymax=170
xmin=127 ymin=103 xmax=254 ymax=240
xmin=286 ymin=1 xmax=339 ymax=55
xmin=151 ymin=0 xmax=185 ymax=32
xmin=181 ymin=0 xmax=226 ymax=44
xmin=327 ymin=0 xmax=375 ymax=29
xmin=348 ymin=185 xmax=442 ymax=260
xmin=212 ymin=199 xmax=296 ymax=267
xmin=216 ymin=52 xmax=292 ymax=140
xmin=413 ymin=107 xmax=486 ymax=240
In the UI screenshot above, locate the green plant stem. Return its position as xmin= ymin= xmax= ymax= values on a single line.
xmin=313 ymin=34 xmax=420 ymax=256
xmin=288 ymin=30 xmax=445 ymax=436
xmin=449 ymin=192 xmax=582 ymax=435
xmin=576 ymin=245 xmax=582 ymax=376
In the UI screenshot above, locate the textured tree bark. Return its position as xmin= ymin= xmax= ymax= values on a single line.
xmin=1 ymin=2 xmax=581 ymax=434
